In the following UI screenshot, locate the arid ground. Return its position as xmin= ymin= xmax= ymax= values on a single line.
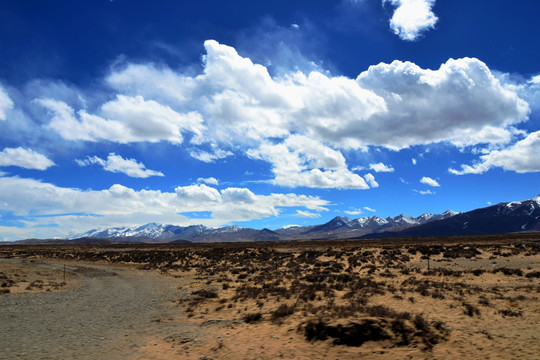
xmin=1 ymin=234 xmax=539 ymax=359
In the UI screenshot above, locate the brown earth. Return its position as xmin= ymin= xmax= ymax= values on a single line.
xmin=1 ymin=235 xmax=539 ymax=359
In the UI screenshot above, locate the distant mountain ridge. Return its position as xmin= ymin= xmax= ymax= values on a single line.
xmin=364 ymin=195 xmax=540 ymax=238
xmin=47 ymin=194 xmax=540 ymax=243
xmin=72 ymin=208 xmax=460 ymax=243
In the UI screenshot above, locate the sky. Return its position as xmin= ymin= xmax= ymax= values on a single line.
xmin=1 ymin=0 xmax=540 ymax=241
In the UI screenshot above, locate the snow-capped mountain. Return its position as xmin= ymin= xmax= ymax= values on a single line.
xmin=73 ymin=223 xmax=209 ymax=242
xmin=278 ymin=210 xmax=459 ymax=239
xmin=68 ymin=195 xmax=540 ymax=243
xmin=72 ymin=223 xmax=281 ymax=243
xmin=366 ymin=195 xmax=540 ymax=238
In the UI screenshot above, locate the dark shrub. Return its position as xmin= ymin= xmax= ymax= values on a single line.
xmin=191 ymin=289 xmax=218 ymax=299
xmin=243 ymin=312 xmax=262 ymax=323
xmin=271 ymin=303 xmax=295 ymax=321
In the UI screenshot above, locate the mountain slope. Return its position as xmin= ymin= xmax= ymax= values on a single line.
xmin=278 ymin=211 xmax=458 ymax=240
xmin=364 ymin=195 xmax=540 ymax=238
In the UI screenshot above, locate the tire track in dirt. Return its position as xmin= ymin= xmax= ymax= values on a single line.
xmin=0 ymin=261 xmax=185 ymax=360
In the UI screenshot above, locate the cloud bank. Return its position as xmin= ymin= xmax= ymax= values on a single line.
xmin=0 ymin=176 xmax=329 ymax=239
xmin=32 ymin=40 xmax=530 ymax=189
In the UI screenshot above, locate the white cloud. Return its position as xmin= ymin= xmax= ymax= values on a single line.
xmin=175 ymin=184 xmax=222 ymax=204
xmin=27 ymin=41 xmax=528 ymax=158
xmin=247 ymin=135 xmax=370 ymax=189
xmin=420 ymin=176 xmax=440 ymax=187
xmin=363 ymin=206 xmax=376 ymax=212
xmin=449 ymin=131 xmax=540 ymax=174
xmin=189 ymin=147 xmax=233 ymax=163
xmin=36 ymin=41 xmax=528 ymax=157
xmin=411 ymin=158 xmax=417 ymax=165
xmin=30 ymin=41 xmax=531 ymax=192
xmin=369 ymin=162 xmax=395 ymax=172
xmin=221 ymin=187 xmax=257 ymax=203
xmin=417 ymin=189 xmax=435 ymax=195
xmin=76 ymin=153 xmax=164 ymax=178
xmin=39 ymin=95 xmax=204 ymax=144
xmin=384 ymin=0 xmax=438 ymax=41
xmin=344 ymin=209 xmax=363 ymax=215
xmin=0 ymin=85 xmax=13 ymax=121
xmin=364 ymin=173 xmax=379 ymax=188
xmin=529 ymin=75 xmax=540 ymax=85
xmin=197 ymin=177 xmax=219 ymax=185
xmin=102 ymin=40 xmax=388 ymax=149
xmin=356 ymin=58 xmax=529 ymax=150
xmin=0 ymin=177 xmax=330 ymax=241
xmin=0 ymin=147 xmax=55 ymax=170
xmin=296 ymin=210 xmax=321 ymax=218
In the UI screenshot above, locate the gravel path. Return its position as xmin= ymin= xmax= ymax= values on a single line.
xmin=0 ymin=260 xmax=186 ymax=360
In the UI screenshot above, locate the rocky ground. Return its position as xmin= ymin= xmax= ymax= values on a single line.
xmin=1 ymin=235 xmax=539 ymax=359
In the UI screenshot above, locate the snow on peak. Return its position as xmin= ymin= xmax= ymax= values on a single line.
xmin=219 ymin=225 xmax=243 ymax=233
xmin=417 ymin=213 xmax=434 ymax=222
xmin=373 ymin=216 xmax=388 ymax=225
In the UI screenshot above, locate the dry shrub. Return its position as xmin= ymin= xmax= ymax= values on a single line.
xmin=301 ymin=315 xmax=447 ymax=349
xmin=191 ymin=289 xmax=218 ymax=299
xmin=272 ymin=303 xmax=295 ymax=321
xmin=243 ymin=312 xmax=263 ymax=323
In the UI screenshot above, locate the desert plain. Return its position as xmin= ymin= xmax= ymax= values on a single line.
xmin=1 ymin=234 xmax=539 ymax=359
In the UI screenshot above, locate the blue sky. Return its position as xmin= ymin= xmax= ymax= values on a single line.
xmin=1 ymin=0 xmax=540 ymax=241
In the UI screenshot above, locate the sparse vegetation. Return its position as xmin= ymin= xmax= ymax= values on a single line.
xmin=1 ymin=234 xmax=539 ymax=358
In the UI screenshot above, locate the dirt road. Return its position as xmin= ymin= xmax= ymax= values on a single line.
xmin=0 ymin=260 xmax=185 ymax=360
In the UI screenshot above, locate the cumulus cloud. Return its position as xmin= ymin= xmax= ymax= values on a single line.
xmin=449 ymin=131 xmax=540 ymax=174
xmin=102 ymin=40 xmax=387 ymax=148
xmin=39 ymin=95 xmax=204 ymax=144
xmin=197 ymin=177 xmax=219 ymax=185
xmin=0 ymin=85 xmax=13 ymax=120
xmin=38 ymin=41 xmax=528 ymax=156
xmin=0 ymin=147 xmax=55 ymax=170
xmin=76 ymin=153 xmax=164 ymax=178
xmin=116 ymin=41 xmax=528 ymax=153
xmin=344 ymin=208 xmax=363 ymax=215
xmin=356 ymin=58 xmax=529 ymax=149
xmin=175 ymin=183 xmax=222 ymax=204
xmin=31 ymin=40 xmax=531 ymax=190
xmin=247 ymin=135 xmax=370 ymax=189
xmin=384 ymin=0 xmax=438 ymax=41
xmin=420 ymin=176 xmax=440 ymax=187
xmin=221 ymin=187 xmax=257 ymax=203
xmin=0 ymin=177 xmax=330 ymax=240
xmin=369 ymin=162 xmax=395 ymax=172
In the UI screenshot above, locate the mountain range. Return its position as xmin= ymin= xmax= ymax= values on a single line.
xmin=68 ymin=194 xmax=540 ymax=243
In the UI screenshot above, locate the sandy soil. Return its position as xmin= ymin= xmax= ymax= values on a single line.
xmin=1 ymin=238 xmax=539 ymax=359
xmin=0 ymin=258 xmax=81 ymax=294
